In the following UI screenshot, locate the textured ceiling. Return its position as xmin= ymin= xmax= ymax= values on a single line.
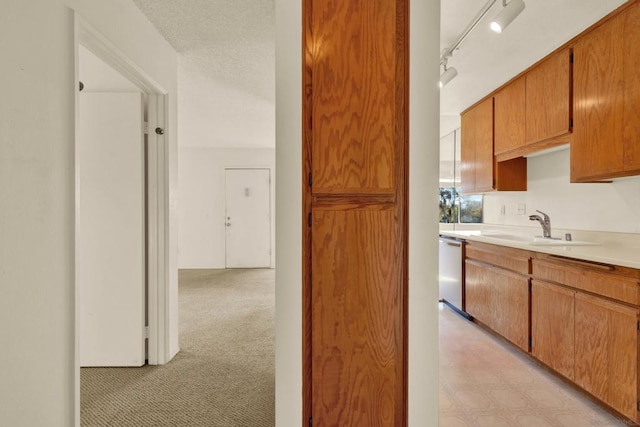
xmin=133 ymin=0 xmax=274 ymax=102
xmin=131 ymin=0 xmax=628 ymax=147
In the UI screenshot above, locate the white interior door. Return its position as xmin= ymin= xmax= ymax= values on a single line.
xmin=78 ymin=92 xmax=146 ymax=367
xmin=225 ymin=168 xmax=271 ymax=268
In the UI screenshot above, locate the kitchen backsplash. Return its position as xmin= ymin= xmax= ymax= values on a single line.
xmin=483 ymin=147 xmax=640 ymax=234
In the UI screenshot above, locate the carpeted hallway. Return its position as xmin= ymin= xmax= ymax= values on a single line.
xmin=81 ymin=268 xmax=275 ymax=427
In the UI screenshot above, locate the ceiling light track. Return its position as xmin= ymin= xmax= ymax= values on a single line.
xmin=440 ymin=0 xmax=498 ymax=65
xmin=439 ymin=0 xmax=526 ymax=88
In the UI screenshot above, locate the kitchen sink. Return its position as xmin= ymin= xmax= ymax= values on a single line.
xmin=528 ymin=238 xmax=599 ymax=246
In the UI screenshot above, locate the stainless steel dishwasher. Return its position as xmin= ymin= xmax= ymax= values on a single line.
xmin=438 ymin=236 xmax=470 ymax=319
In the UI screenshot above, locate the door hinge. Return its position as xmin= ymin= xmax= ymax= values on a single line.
xmin=569 ymin=118 xmax=573 ymax=128
xmin=143 ymin=121 xmax=149 ymax=135
xmin=308 ymin=172 xmax=312 ymax=188
xmin=309 ymin=416 xmax=313 ymax=427
xmin=570 ymin=52 xmax=574 ymax=63
xmin=529 ymin=337 xmax=532 ymax=347
xmin=637 ymin=320 xmax=640 ymax=331
xmin=144 ymin=326 xmax=150 ymax=339
xmin=308 ymin=212 xmax=312 ymax=227
xmin=637 ymin=401 xmax=640 ymax=411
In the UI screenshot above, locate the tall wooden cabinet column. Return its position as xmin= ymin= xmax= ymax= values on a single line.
xmin=303 ymin=1 xmax=408 ymax=426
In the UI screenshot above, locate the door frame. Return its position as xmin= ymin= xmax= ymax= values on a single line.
xmin=224 ymin=167 xmax=273 ymax=268
xmin=73 ymin=12 xmax=172 ymax=420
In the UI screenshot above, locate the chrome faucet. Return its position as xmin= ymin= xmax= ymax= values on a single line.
xmin=529 ymin=210 xmax=552 ymax=238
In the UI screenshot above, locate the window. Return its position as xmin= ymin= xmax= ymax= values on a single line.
xmin=439 ymin=128 xmax=482 ymax=223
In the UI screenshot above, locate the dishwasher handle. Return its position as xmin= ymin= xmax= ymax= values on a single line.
xmin=439 ymin=239 xmax=462 ymax=248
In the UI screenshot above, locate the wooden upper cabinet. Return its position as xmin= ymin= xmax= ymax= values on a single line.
xmin=310 ymin=0 xmax=396 ymax=195
xmin=572 ymin=3 xmax=640 ymax=182
xmin=623 ymin=2 xmax=640 ymax=173
xmin=460 ymin=107 xmax=477 ymax=195
xmin=461 ymin=98 xmax=494 ymax=193
xmin=525 ymin=48 xmax=572 ymax=145
xmin=494 ymin=76 xmax=526 ymax=155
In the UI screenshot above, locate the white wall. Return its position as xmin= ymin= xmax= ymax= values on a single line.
xmin=275 ymin=0 xmax=440 ymax=425
xmin=484 ymin=147 xmax=640 ymax=234
xmin=178 ymin=147 xmax=276 ymax=268
xmin=0 ymin=1 xmax=177 ymax=425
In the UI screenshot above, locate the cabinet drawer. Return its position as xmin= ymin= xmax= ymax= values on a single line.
xmin=532 ymin=256 xmax=640 ymax=306
xmin=466 ymin=242 xmax=531 ymax=275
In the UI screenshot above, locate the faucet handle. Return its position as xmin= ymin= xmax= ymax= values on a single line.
xmin=536 ymin=210 xmax=550 ymax=221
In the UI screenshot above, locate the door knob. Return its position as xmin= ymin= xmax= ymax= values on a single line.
xmin=225 ymin=222 xmax=231 ymax=226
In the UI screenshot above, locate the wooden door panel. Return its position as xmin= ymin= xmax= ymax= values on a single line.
xmin=525 ymin=49 xmax=571 ymax=144
xmin=490 ymin=267 xmax=529 ymax=352
xmin=495 ymin=76 xmax=525 ymax=155
xmin=531 ymin=280 xmax=575 ymax=380
xmin=623 ymin=2 xmax=640 ymax=172
xmin=464 ymin=260 xmax=493 ymax=325
xmin=460 ymin=110 xmax=476 ymax=194
xmin=311 ymin=0 xmax=396 ymax=194
xmin=575 ymin=293 xmax=639 ymax=420
xmin=474 ymin=98 xmax=495 ymax=192
xmin=572 ymin=13 xmax=625 ymax=181
xmin=311 ymin=208 xmax=403 ymax=426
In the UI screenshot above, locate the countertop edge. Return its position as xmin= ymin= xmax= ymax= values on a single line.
xmin=440 ymin=230 xmax=640 ymax=270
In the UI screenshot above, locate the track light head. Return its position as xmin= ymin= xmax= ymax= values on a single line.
xmin=439 ymin=66 xmax=458 ymax=88
xmin=490 ymin=0 xmax=526 ymax=34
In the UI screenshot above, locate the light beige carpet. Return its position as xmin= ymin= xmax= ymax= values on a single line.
xmin=81 ymin=268 xmax=275 ymax=427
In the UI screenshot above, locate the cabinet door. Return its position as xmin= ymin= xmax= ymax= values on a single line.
xmin=465 ymin=260 xmax=493 ymax=325
xmin=494 ymin=76 xmax=525 ymax=155
xmin=490 ymin=266 xmax=529 ymax=352
xmin=460 ymin=109 xmax=476 ymax=194
xmin=531 ymin=280 xmax=575 ymax=380
xmin=461 ymin=98 xmax=494 ymax=194
xmin=623 ymin=2 xmax=640 ymax=173
xmin=304 ymin=0 xmax=408 ymax=424
xmin=474 ymin=98 xmax=495 ymax=192
xmin=572 ymin=12 xmax=625 ymax=182
xmin=525 ymin=48 xmax=572 ymax=144
xmin=575 ymin=292 xmax=639 ymax=421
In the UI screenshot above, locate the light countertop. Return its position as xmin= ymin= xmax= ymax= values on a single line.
xmin=439 ymin=224 xmax=640 ymax=270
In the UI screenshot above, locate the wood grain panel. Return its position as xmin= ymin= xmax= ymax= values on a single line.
xmin=311 ymin=208 xmax=403 ymax=426
xmin=571 ymin=12 xmax=625 ymax=182
xmin=531 ymin=280 xmax=575 ymax=380
xmin=311 ymin=0 xmax=396 ymax=194
xmin=465 ymin=260 xmax=493 ymax=324
xmin=466 ymin=242 xmax=531 ymax=275
xmin=474 ymin=97 xmax=495 ymax=192
xmin=525 ymin=49 xmax=572 ymax=144
xmin=490 ymin=266 xmax=529 ymax=351
xmin=494 ymin=76 xmax=526 ymax=155
xmin=623 ymin=2 xmax=640 ymax=173
xmin=460 ymin=109 xmax=476 ymax=194
xmin=465 ymin=259 xmax=529 ymax=350
xmin=574 ymin=292 xmax=639 ymax=421
xmin=532 ymin=258 xmax=640 ymax=306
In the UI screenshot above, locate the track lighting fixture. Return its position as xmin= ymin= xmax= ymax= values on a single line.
xmin=439 ymin=65 xmax=458 ymax=88
xmin=490 ymin=0 xmax=526 ymax=34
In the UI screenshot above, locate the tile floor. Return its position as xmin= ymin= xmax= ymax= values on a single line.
xmin=439 ymin=304 xmax=635 ymax=427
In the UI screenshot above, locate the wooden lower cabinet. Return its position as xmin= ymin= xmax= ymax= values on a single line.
xmin=574 ymin=292 xmax=640 ymax=421
xmin=465 ymin=244 xmax=640 ymax=423
xmin=465 ymin=259 xmax=529 ymax=351
xmin=531 ymin=280 xmax=575 ymax=381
